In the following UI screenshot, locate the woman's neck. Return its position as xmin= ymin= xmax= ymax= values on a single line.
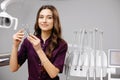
xmin=41 ymin=31 xmax=51 ymax=42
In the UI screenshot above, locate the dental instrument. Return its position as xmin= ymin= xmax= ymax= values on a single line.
xmin=64 ymin=31 xmax=79 ymax=80
xmin=76 ymin=29 xmax=86 ymax=71
xmin=23 ymin=24 xmax=30 ymax=36
xmin=86 ymin=30 xmax=93 ymax=80
xmin=79 ymin=30 xmax=87 ymax=71
xmin=93 ymin=28 xmax=98 ymax=80
xmin=71 ymin=31 xmax=80 ymax=70
xmin=99 ymin=31 xmax=104 ymax=80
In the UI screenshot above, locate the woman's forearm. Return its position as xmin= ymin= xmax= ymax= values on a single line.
xmin=9 ymin=45 xmax=20 ymax=72
xmin=37 ymin=50 xmax=59 ymax=78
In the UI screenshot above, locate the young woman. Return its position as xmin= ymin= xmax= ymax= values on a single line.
xmin=9 ymin=5 xmax=68 ymax=80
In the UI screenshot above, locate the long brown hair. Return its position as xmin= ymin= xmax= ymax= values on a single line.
xmin=34 ymin=5 xmax=62 ymax=59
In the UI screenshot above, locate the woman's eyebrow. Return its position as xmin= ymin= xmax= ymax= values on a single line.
xmin=39 ymin=14 xmax=52 ymax=16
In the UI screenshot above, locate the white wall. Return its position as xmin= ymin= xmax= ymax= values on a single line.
xmin=0 ymin=0 xmax=120 ymax=80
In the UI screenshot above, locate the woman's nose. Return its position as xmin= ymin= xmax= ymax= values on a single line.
xmin=43 ymin=18 xmax=47 ymax=22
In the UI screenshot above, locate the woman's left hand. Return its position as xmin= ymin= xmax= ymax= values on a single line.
xmin=27 ymin=34 xmax=41 ymax=52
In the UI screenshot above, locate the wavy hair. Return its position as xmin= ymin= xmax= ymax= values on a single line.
xmin=34 ymin=5 xmax=62 ymax=59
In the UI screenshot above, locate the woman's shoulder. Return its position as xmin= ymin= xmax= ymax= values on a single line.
xmin=57 ymin=38 xmax=68 ymax=48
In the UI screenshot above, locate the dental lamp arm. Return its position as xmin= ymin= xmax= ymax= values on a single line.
xmin=0 ymin=0 xmax=15 ymax=11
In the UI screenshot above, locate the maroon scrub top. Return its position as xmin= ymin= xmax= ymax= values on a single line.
xmin=18 ymin=35 xmax=68 ymax=80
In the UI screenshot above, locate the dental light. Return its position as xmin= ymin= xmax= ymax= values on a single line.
xmin=0 ymin=0 xmax=18 ymax=30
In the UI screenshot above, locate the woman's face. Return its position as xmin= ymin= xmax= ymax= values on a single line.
xmin=38 ymin=9 xmax=54 ymax=32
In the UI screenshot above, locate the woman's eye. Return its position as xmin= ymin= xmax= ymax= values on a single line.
xmin=39 ymin=15 xmax=53 ymax=19
xmin=39 ymin=16 xmax=43 ymax=18
xmin=48 ymin=16 xmax=53 ymax=19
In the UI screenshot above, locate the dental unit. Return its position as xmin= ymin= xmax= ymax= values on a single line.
xmin=64 ymin=28 xmax=108 ymax=80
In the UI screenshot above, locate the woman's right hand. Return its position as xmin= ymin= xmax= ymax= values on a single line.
xmin=12 ymin=29 xmax=24 ymax=47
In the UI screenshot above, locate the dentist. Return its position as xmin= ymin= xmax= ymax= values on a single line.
xmin=9 ymin=5 xmax=68 ymax=80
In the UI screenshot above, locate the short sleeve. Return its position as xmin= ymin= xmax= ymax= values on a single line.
xmin=18 ymin=38 xmax=28 ymax=66
xmin=52 ymin=41 xmax=68 ymax=73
